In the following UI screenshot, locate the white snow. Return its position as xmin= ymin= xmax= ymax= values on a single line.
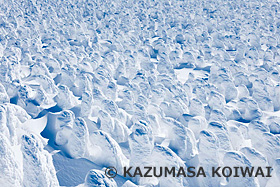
xmin=1 ymin=0 xmax=280 ymax=186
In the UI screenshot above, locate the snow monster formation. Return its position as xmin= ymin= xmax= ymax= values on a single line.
xmin=0 ymin=0 xmax=280 ymax=186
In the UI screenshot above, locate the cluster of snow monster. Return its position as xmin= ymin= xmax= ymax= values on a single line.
xmin=0 ymin=0 xmax=280 ymax=186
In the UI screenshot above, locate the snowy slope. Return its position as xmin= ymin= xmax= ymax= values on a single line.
xmin=1 ymin=0 xmax=280 ymax=186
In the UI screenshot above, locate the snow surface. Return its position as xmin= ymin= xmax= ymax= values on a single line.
xmin=1 ymin=0 xmax=280 ymax=186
